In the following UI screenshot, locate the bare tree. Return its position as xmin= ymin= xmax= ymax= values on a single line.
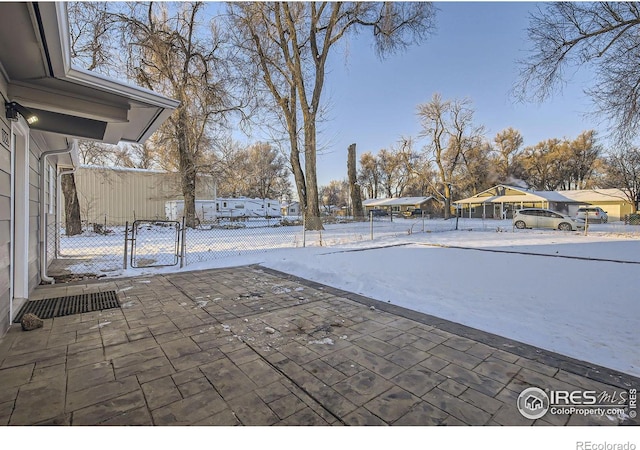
xmin=228 ymin=2 xmax=436 ymax=229
xmin=565 ymin=130 xmax=602 ymax=190
xmin=492 ymin=127 xmax=524 ymax=183
xmin=603 ymin=147 xmax=640 ymax=212
xmin=70 ymin=2 xmax=246 ymax=228
xmin=516 ymin=2 xmax=640 ymax=142
xmin=358 ymin=152 xmax=381 ymax=199
xmin=417 ymin=93 xmax=484 ymax=218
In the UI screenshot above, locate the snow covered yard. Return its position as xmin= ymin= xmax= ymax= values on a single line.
xmin=257 ymin=227 xmax=640 ymax=378
xmin=58 ymin=218 xmax=640 ymax=377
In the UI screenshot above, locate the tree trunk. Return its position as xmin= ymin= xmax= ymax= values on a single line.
xmin=303 ymin=119 xmax=323 ymax=230
xmin=176 ymin=109 xmax=197 ymax=228
xmin=61 ymin=173 xmax=82 ymax=236
xmin=347 ymin=143 xmax=364 ymax=220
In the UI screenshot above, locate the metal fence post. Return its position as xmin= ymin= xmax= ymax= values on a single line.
xmin=180 ymin=216 xmax=186 ymax=268
xmin=303 ymin=214 xmax=306 ymax=248
xmin=370 ymin=211 xmax=374 ymax=240
xmin=584 ymin=211 xmax=588 ymax=236
xmin=123 ymin=221 xmax=128 ymax=270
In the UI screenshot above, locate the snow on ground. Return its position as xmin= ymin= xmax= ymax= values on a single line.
xmin=59 ymin=218 xmax=640 ymax=377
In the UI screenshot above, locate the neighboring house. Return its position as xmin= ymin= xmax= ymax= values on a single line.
xmin=454 ymin=184 xmax=633 ymax=221
xmin=0 ymin=2 xmax=178 ymax=337
xmin=281 ymin=201 xmax=301 ymax=217
xmin=71 ymin=165 xmax=215 ymax=226
xmin=362 ymin=196 xmax=438 ymax=216
xmin=556 ymin=189 xmax=634 ymax=222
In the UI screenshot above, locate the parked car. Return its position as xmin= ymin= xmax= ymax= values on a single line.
xmin=575 ymin=207 xmax=608 ymax=223
xmin=369 ymin=209 xmax=388 ymax=217
xmin=402 ymin=209 xmax=428 ymax=218
xmin=513 ymin=208 xmax=584 ymax=231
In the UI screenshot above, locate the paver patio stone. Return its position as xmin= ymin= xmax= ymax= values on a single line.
xmin=66 ymin=376 xmax=140 ymax=412
xmin=71 ymin=389 xmax=147 ymax=425
xmin=386 ymin=347 xmax=430 ymax=369
xmin=276 ymin=407 xmax=331 ymax=425
xmin=394 ymin=401 xmax=451 ymax=426
xmin=0 ymin=400 xmax=14 ymax=425
xmin=32 ymin=362 xmax=66 ymax=382
xmin=472 ymin=359 xmax=522 ymax=385
xmin=458 ymin=388 xmax=505 ymax=414
xmin=304 ymin=358 xmax=349 ymax=386
xmin=437 ymin=378 xmax=468 ymax=397
xmin=268 ymin=392 xmax=308 ymax=419
xmin=200 ymin=357 xmax=259 ymax=400
xmin=10 ymin=377 xmax=66 ymax=425
xmin=363 ymin=386 xmax=422 ymax=422
xmin=419 ymin=355 xmax=450 ymax=372
xmin=67 ymin=347 xmax=106 ymax=370
xmin=115 ymin=355 xmax=175 ymax=383
xmin=439 ymin=363 xmax=506 ymax=397
xmin=391 ymin=366 xmax=447 ymax=397
xmin=0 ymin=363 xmax=34 ymax=389
xmin=0 ymin=386 xmax=18 ymax=405
xmin=333 ymin=369 xmax=394 ymax=405
xmin=423 ymin=388 xmax=492 ymax=425
xmin=343 ymin=407 xmax=388 ymax=426
xmin=237 ymin=358 xmax=283 ymax=387
xmin=1 ymin=345 xmax=66 ymax=369
xmin=151 ymin=388 xmax=228 ymax=425
xmin=67 ymin=361 xmax=115 ymax=393
xmin=227 ymin=391 xmax=280 ymax=425
xmin=429 ymin=344 xmax=483 ymax=370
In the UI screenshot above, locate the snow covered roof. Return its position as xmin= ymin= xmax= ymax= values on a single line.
xmin=454 ymin=184 xmax=581 ymax=204
xmin=363 ymin=196 xmax=434 ymax=207
xmin=556 ymin=189 xmax=629 ymax=203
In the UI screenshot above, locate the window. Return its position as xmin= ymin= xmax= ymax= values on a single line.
xmin=235 ymin=203 xmax=244 ymax=209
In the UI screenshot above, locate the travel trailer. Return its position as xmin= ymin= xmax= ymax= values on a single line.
xmin=165 ymin=198 xmax=282 ymax=222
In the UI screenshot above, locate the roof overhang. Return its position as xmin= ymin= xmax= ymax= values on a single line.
xmin=0 ymin=2 xmax=179 ymax=145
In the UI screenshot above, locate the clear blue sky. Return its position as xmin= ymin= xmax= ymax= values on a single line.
xmin=296 ymin=1 xmax=604 ymax=187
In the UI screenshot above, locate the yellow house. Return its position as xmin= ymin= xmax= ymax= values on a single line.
xmin=454 ymin=185 xmax=634 ymax=221
xmin=556 ymin=189 xmax=635 ymax=222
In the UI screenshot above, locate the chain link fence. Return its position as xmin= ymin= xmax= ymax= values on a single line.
xmin=47 ymin=211 xmax=640 ymax=279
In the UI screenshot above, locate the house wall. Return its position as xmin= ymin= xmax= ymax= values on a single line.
xmin=27 ymin=143 xmax=40 ymax=292
xmin=0 ymin=106 xmax=11 ymax=337
xmin=69 ymin=167 xmax=215 ymax=226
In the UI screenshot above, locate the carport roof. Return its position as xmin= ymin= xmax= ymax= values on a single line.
xmin=0 ymin=2 xmax=179 ymax=145
xmin=363 ymin=196 xmax=435 ymax=207
xmin=454 ymin=185 xmax=580 ymax=205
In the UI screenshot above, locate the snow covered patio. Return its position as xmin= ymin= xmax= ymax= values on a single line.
xmin=0 ymin=263 xmax=637 ymax=426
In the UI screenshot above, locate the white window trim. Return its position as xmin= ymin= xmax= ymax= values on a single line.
xmin=10 ymin=117 xmax=31 ymax=320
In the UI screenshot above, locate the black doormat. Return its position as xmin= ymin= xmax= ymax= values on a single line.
xmin=13 ymin=291 xmax=120 ymax=322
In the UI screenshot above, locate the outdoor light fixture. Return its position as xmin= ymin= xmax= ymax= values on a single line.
xmin=5 ymin=101 xmax=38 ymax=125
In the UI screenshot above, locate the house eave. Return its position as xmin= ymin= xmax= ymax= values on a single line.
xmin=1 ymin=2 xmax=178 ymax=145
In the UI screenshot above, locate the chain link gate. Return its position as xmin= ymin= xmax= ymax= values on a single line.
xmin=125 ymin=220 xmax=184 ymax=269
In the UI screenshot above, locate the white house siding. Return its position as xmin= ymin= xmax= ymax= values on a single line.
xmin=0 ymin=114 xmax=11 ymax=336
xmin=27 ymin=144 xmax=41 ymax=292
xmin=69 ymin=166 xmax=215 ymax=226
